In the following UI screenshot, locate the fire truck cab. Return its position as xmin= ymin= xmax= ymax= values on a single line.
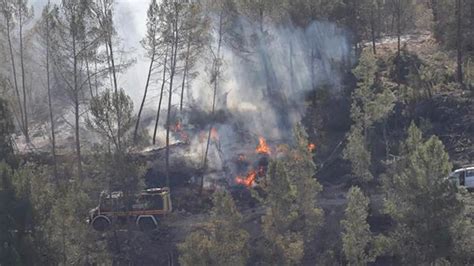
xmin=88 ymin=187 xmax=172 ymax=232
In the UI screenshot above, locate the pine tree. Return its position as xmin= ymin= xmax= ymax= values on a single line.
xmin=383 ymin=123 xmax=463 ymax=264
xmin=282 ymin=124 xmax=323 ymax=239
xmin=254 ymin=125 xmax=324 ymax=265
xmin=258 ymin=161 xmax=304 ymax=265
xmin=134 ymin=0 xmax=161 ymax=143
xmin=344 ymin=50 xmax=395 ymax=183
xmin=0 ymin=97 xmax=15 ymax=164
xmin=0 ymin=163 xmax=21 ymax=265
xmin=88 ymin=89 xmax=134 ymax=152
xmin=450 ymin=189 xmax=474 ymax=264
xmin=178 ymin=190 xmax=249 ymax=266
xmin=341 ymin=186 xmax=374 ymax=265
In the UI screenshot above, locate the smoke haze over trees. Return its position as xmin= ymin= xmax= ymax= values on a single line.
xmin=1 ymin=0 xmax=474 ymax=264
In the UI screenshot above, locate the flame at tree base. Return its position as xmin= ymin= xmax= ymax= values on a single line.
xmin=256 ymin=137 xmax=271 ymax=155
xmin=235 ymin=170 xmax=257 ymax=187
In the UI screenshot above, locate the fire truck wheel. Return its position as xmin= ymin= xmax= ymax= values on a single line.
xmin=92 ymin=216 xmax=111 ymax=232
xmin=137 ymin=216 xmax=157 ymax=232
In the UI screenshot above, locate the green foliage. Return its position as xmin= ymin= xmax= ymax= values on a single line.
xmin=0 ymin=98 xmax=15 ymax=165
xmin=0 ymin=164 xmax=59 ymax=265
xmin=341 ymin=186 xmax=375 ymax=266
xmin=388 ymin=48 xmax=423 ymax=85
xmin=46 ymin=181 xmax=110 ymax=264
xmin=341 ymin=187 xmax=388 ymax=265
xmin=88 ymin=89 xmax=135 ymax=151
xmin=282 ymin=124 xmax=324 ymax=238
xmin=0 ymin=163 xmax=21 ymax=265
xmin=339 ymin=186 xmax=391 ymax=265
xmin=432 ymin=0 xmax=473 ymax=53
xmin=344 ymin=50 xmax=395 ymax=183
xmin=259 ymin=161 xmax=305 ymax=265
xmin=254 ymin=125 xmax=323 ymax=265
xmin=449 ymin=189 xmax=474 ymax=265
xmin=285 ymin=0 xmax=343 ymax=26
xmin=179 ymin=190 xmax=249 ymax=266
xmin=344 ymin=123 xmax=373 ymax=182
xmin=382 ymin=123 xmax=463 ymax=264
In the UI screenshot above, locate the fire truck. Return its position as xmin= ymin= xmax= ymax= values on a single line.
xmin=88 ymin=187 xmax=172 ymax=232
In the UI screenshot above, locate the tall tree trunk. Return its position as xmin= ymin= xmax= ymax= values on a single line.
xmin=310 ymin=47 xmax=315 ymax=89
xmin=45 ymin=5 xmax=58 ymax=179
xmin=179 ymin=36 xmax=191 ymax=113
xmin=166 ymin=5 xmax=179 ymax=187
xmin=94 ymin=60 xmax=99 ymax=95
xmin=289 ymin=39 xmax=295 ymax=89
xmin=153 ymin=47 xmax=169 ymax=145
xmin=19 ymin=5 xmax=29 ymax=143
xmin=352 ymin=0 xmax=360 ymax=57
xmin=72 ymin=22 xmax=83 ymax=180
xmin=134 ymin=50 xmax=156 ymax=143
xmin=200 ymin=10 xmax=223 ymax=194
xmin=84 ymin=43 xmax=94 ymax=98
xmin=107 ymin=35 xmax=121 ymax=150
xmin=431 ymin=0 xmax=440 ymax=39
xmin=5 ymin=17 xmax=25 ymax=136
xmin=456 ymin=0 xmax=464 ymax=85
xmin=396 ymin=8 xmax=401 ymax=57
xmin=370 ymin=8 xmax=377 ymax=55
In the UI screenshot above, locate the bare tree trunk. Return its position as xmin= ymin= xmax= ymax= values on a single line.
xmin=456 ymin=0 xmax=464 ymax=85
xmin=310 ymin=47 xmax=315 ymax=89
xmin=289 ymin=39 xmax=294 ymax=89
xmin=166 ymin=4 xmax=179 ymax=187
xmin=94 ymin=60 xmax=99 ymax=95
xmin=179 ymin=36 xmax=191 ymax=113
xmin=5 ymin=17 xmax=25 ymax=136
xmin=395 ymin=1 xmax=402 ymax=88
xmin=200 ymin=10 xmax=223 ymax=194
xmin=396 ymin=8 xmax=401 ymax=58
xmin=84 ymin=43 xmax=94 ymax=98
xmin=370 ymin=8 xmax=377 ymax=55
xmin=72 ymin=23 xmax=83 ymax=180
xmin=107 ymin=36 xmax=121 ymax=150
xmin=19 ymin=5 xmax=29 ymax=143
xmin=153 ymin=47 xmax=169 ymax=145
xmin=45 ymin=5 xmax=58 ymax=179
xmin=134 ymin=50 xmax=156 ymax=143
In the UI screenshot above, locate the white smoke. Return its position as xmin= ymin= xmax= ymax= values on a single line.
xmin=179 ymin=17 xmax=353 ymax=185
xmin=194 ymin=18 xmax=352 ymax=140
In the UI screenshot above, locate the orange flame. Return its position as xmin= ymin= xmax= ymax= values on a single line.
xmin=172 ymin=121 xmax=189 ymax=142
xmin=256 ymin=137 xmax=271 ymax=155
xmin=308 ymin=143 xmax=316 ymax=152
xmin=211 ymin=128 xmax=219 ymax=142
xmin=235 ymin=170 xmax=257 ymax=187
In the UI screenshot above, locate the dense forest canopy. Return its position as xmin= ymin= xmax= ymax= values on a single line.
xmin=0 ymin=0 xmax=473 ymax=265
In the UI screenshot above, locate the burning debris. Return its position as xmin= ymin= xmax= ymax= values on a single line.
xmin=256 ymin=137 xmax=271 ymax=155
xmin=234 ymin=137 xmax=272 ymax=187
xmin=235 ymin=170 xmax=257 ymax=187
xmin=172 ymin=121 xmax=189 ymax=143
xmin=210 ymin=128 xmax=219 ymax=142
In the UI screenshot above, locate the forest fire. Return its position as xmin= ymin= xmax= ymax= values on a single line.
xmin=211 ymin=128 xmax=219 ymax=142
xmin=308 ymin=143 xmax=316 ymax=152
xmin=256 ymin=137 xmax=271 ymax=155
xmin=172 ymin=121 xmax=189 ymax=142
xmin=235 ymin=170 xmax=257 ymax=187
xmin=235 ymin=137 xmax=271 ymax=187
